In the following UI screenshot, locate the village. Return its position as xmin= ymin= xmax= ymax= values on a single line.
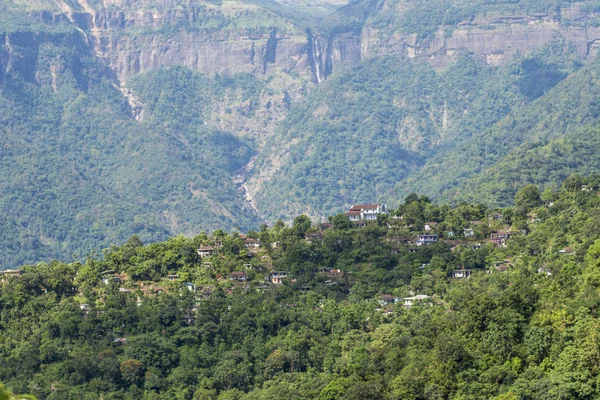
xmin=0 ymin=200 xmax=569 ymax=328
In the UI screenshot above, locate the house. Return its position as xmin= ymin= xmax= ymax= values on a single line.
xmin=559 ymin=247 xmax=574 ymax=255
xmin=0 ymin=269 xmax=23 ymax=283
xmin=538 ymin=266 xmax=552 ymax=276
xmin=244 ymin=238 xmax=260 ymax=249
xmin=378 ymin=294 xmax=401 ymax=307
xmin=80 ymin=304 xmax=90 ymax=314
xmin=346 ymin=210 xmax=362 ymax=222
xmin=269 ymin=271 xmax=289 ymax=284
xmin=198 ymin=246 xmax=217 ymax=257
xmin=230 ymin=271 xmax=248 ymax=282
xmin=463 ymin=228 xmax=474 ymax=237
xmin=491 ymin=231 xmax=515 ymax=247
xmin=140 ymin=285 xmax=167 ymax=296
xmin=494 ymin=264 xmax=510 ymax=272
xmin=300 ymin=285 xmax=312 ymax=293
xmin=403 ymin=295 xmax=431 ymax=307
xmin=488 ymin=212 xmax=503 ymax=221
xmin=113 ymin=338 xmax=127 ymax=345
xmin=445 ymin=231 xmax=455 ymax=238
xmin=200 ymin=286 xmax=214 ymax=299
xmin=0 ymin=269 xmax=23 ymax=278
xmin=119 ymin=288 xmax=134 ymax=294
xmin=386 ymin=236 xmax=412 ymax=245
xmin=319 ymin=222 xmax=333 ymax=231
xmin=346 ymin=204 xmax=388 ymax=221
xmin=184 ymin=282 xmax=197 ymax=292
xmin=255 ymin=283 xmax=273 ymax=291
xmin=490 ymin=260 xmax=511 ymax=273
xmin=166 ymin=274 xmax=179 ymax=281
xmin=318 ymin=267 xmax=342 ymax=276
xmin=451 ymin=269 xmax=472 ymax=278
xmin=271 ymin=241 xmax=281 ymax=249
xmin=102 ymin=274 xmax=122 ymax=285
xmin=305 ymin=232 xmax=324 ymax=243
xmin=417 ymin=234 xmax=438 ymax=246
xmin=424 ymin=222 xmax=438 ymax=231
xmin=183 ymin=314 xmax=195 ymax=325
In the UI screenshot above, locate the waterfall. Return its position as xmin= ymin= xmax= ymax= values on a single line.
xmin=307 ymin=31 xmax=324 ymax=84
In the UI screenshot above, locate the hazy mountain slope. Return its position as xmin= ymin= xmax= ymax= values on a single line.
xmin=392 ymin=39 xmax=585 ymax=201
xmin=249 ymin=40 xmax=581 ymax=220
xmin=441 ymin=58 xmax=600 ymax=205
xmin=0 ymin=32 xmax=261 ymax=267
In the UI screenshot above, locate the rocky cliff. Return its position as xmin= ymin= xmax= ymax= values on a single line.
xmin=363 ymin=4 xmax=600 ymax=68
xmin=14 ymin=0 xmax=599 ymax=91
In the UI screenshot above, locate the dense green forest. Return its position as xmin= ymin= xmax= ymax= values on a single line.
xmin=0 ymin=32 xmax=262 ymax=267
xmin=4 ymin=177 xmax=600 ymax=399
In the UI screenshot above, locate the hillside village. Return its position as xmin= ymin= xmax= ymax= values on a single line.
xmin=0 ymin=183 xmax=575 ymax=320
xmin=3 ymin=177 xmax=600 ymax=399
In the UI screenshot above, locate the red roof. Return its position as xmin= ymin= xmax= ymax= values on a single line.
xmin=350 ymin=204 xmax=381 ymax=211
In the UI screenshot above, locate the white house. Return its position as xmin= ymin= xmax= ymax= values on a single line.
xmin=403 ymin=294 xmax=431 ymax=307
xmin=269 ymin=271 xmax=289 ymax=284
xmin=378 ymin=294 xmax=401 ymax=307
xmin=346 ymin=204 xmax=388 ymax=221
xmin=417 ymin=234 xmax=438 ymax=246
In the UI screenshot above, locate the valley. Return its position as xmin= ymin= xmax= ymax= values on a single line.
xmin=3 ymin=0 xmax=600 ymax=266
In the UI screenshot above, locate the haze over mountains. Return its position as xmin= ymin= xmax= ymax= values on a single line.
xmin=3 ymin=0 xmax=600 ymax=266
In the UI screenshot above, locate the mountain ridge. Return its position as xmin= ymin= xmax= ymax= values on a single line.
xmin=3 ymin=0 xmax=600 ymax=266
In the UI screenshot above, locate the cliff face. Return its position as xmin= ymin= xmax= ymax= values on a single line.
xmin=14 ymin=0 xmax=600 ymax=91
xmin=50 ymin=1 xmax=600 ymax=90
xmin=363 ymin=5 xmax=600 ymax=68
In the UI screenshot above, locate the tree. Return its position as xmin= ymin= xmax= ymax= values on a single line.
xmin=120 ymin=359 xmax=144 ymax=386
xmin=0 ymin=383 xmax=36 ymax=400
xmin=293 ymin=215 xmax=312 ymax=238
xmin=515 ymin=185 xmax=542 ymax=213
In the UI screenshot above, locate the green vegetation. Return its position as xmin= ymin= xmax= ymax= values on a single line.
xmin=253 ymin=38 xmax=581 ymax=221
xmin=4 ymin=177 xmax=600 ymax=399
xmin=0 ymin=382 xmax=35 ymax=400
xmin=0 ymin=35 xmax=263 ymax=267
xmin=4 ymin=0 xmax=600 ymax=271
xmin=403 ymin=40 xmax=599 ymax=206
xmin=366 ymin=0 xmax=600 ymax=41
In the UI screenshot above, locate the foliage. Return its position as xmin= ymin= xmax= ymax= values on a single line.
xmin=0 ymin=36 xmax=262 ymax=267
xmin=2 ymin=177 xmax=600 ymax=399
xmin=253 ymin=39 xmax=581 ymax=221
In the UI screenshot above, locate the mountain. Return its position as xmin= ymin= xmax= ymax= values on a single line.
xmin=249 ymin=38 xmax=584 ymax=220
xmin=0 ymin=20 xmax=262 ymax=266
xmin=3 ymin=0 xmax=600 ymax=266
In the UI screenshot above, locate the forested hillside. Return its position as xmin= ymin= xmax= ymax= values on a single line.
xmin=5 ymin=0 xmax=600 ymax=267
xmin=4 ymin=177 xmax=600 ymax=399
xmin=251 ymin=39 xmax=583 ymax=219
xmin=0 ymin=30 xmax=262 ymax=267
